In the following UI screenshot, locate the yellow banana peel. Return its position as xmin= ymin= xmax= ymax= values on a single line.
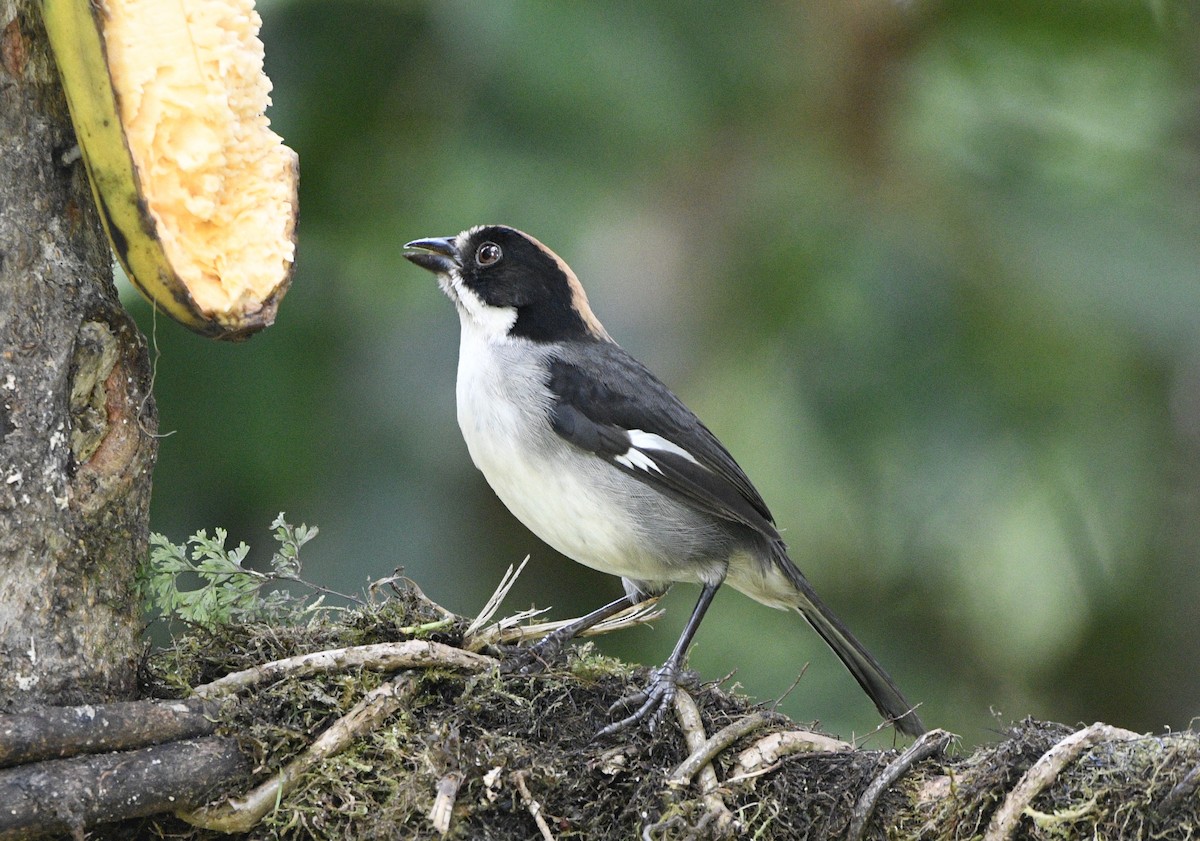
xmin=41 ymin=0 xmax=298 ymax=340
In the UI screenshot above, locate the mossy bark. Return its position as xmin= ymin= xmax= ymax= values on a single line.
xmin=0 ymin=0 xmax=157 ymax=709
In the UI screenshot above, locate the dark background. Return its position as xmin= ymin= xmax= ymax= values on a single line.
xmin=127 ymin=1 xmax=1200 ymax=746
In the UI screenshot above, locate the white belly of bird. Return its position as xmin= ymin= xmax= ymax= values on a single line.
xmin=454 ymin=331 xmax=700 ymax=585
xmin=471 ymin=433 xmax=653 ymax=577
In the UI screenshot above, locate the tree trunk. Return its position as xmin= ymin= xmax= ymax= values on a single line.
xmin=0 ymin=0 xmax=157 ymax=709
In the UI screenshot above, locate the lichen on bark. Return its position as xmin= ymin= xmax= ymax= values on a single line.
xmin=0 ymin=0 xmax=158 ymax=709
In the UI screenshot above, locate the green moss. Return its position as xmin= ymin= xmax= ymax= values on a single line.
xmin=127 ymin=594 xmax=1200 ymax=840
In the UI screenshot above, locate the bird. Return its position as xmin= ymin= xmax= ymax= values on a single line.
xmin=404 ymin=225 xmax=925 ymax=738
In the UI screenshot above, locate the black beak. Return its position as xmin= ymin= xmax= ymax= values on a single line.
xmin=403 ymin=237 xmax=460 ymax=274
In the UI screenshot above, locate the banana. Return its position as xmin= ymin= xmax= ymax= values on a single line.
xmin=40 ymin=0 xmax=298 ymax=340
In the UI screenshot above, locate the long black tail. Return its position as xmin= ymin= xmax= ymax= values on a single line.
xmin=788 ymin=573 xmax=926 ymax=737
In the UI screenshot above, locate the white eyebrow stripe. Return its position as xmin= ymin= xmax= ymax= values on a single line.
xmin=627 ymin=429 xmax=701 ymax=465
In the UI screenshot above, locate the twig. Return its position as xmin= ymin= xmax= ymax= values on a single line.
xmin=770 ymin=663 xmax=809 ymax=712
xmin=371 ymin=572 xmax=458 ymax=624
xmin=278 ymin=574 xmax=364 ymax=608
xmin=846 ymin=728 xmax=953 ymax=841
xmin=180 ymin=673 xmax=419 ymax=833
xmin=984 ymin=723 xmax=1141 ymax=841
xmin=0 ymin=736 xmax=249 ymax=839
xmin=729 ymin=729 xmax=851 ymax=780
xmin=671 ymin=689 xmax=735 ymax=835
xmin=0 ymin=698 xmax=219 ymax=767
xmin=512 ymin=770 xmax=556 ymax=841
xmin=1159 ymin=760 xmax=1200 ymax=815
xmin=191 ymin=640 xmax=495 ymax=698
xmin=852 ymin=706 xmax=925 ymax=749
xmin=669 ymin=711 xmax=772 ymax=787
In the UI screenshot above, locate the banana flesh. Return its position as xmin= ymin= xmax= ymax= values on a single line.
xmin=41 ymin=0 xmax=298 ymax=340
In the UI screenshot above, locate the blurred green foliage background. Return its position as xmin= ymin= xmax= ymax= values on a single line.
xmin=125 ymin=0 xmax=1200 ymax=746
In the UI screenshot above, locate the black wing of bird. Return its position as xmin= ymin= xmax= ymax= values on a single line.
xmin=546 ymin=341 xmax=780 ymax=541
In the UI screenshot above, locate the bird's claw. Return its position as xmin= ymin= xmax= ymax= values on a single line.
xmin=499 ymin=633 xmax=569 ymax=676
xmin=594 ymin=664 xmax=683 ymax=740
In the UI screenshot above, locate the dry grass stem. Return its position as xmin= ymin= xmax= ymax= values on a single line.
xmin=464 ymin=556 xmax=532 ymax=638
xmin=512 ymin=770 xmax=556 ymax=841
xmin=428 ymin=771 xmax=464 ymax=837
xmin=466 ymin=601 xmax=663 ymax=651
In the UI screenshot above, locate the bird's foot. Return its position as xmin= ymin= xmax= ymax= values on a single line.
xmin=498 ymin=630 xmax=572 ymax=676
xmin=595 ymin=663 xmax=694 ymax=740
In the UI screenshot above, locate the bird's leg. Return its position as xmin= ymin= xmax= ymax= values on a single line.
xmin=596 ymin=581 xmax=720 ymax=739
xmin=506 ymin=593 xmax=637 ymax=674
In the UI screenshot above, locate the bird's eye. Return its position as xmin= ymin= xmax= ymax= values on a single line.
xmin=476 ymin=242 xmax=502 ymax=267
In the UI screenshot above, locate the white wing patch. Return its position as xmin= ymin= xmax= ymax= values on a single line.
xmin=614 ymin=448 xmax=659 ymax=473
xmin=613 ymin=429 xmax=701 ymax=474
